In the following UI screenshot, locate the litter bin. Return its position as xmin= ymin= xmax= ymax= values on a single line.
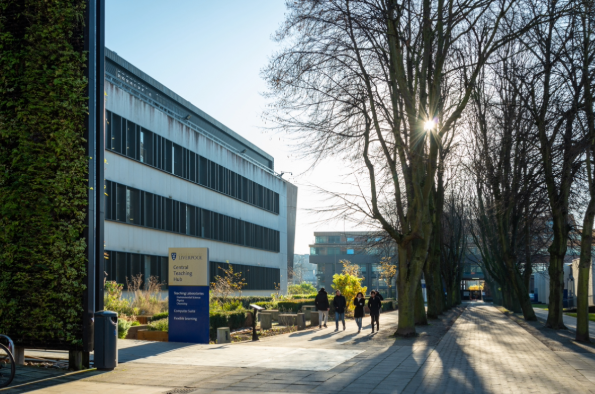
xmin=94 ymin=311 xmax=118 ymax=370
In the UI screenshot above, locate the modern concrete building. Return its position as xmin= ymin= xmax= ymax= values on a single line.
xmin=309 ymin=231 xmax=396 ymax=294
xmin=102 ymin=48 xmax=297 ymax=295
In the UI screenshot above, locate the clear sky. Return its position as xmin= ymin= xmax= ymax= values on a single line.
xmin=106 ymin=1 xmax=358 ymax=254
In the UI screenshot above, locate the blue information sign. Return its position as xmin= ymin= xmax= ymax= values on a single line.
xmin=167 ymin=248 xmax=209 ymax=344
xmin=168 ymin=286 xmax=209 ymax=343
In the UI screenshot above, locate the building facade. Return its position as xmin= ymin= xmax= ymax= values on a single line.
xmin=103 ymin=48 xmax=297 ymax=295
xmin=309 ymin=231 xmax=396 ymax=294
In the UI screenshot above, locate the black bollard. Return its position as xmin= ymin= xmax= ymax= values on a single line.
xmin=249 ymin=304 xmax=264 ymax=342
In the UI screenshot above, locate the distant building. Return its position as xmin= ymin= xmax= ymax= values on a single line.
xmin=292 ymin=254 xmax=317 ymax=285
xmin=309 ymin=231 xmax=396 ymax=294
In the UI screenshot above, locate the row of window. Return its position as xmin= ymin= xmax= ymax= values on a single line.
xmin=314 ymin=236 xmax=382 ymax=244
xmin=105 ymin=250 xmax=169 ymax=289
xmin=104 ymin=251 xmax=281 ymax=291
xmin=210 ymin=261 xmax=280 ymax=291
xmin=105 ymin=180 xmax=280 ymax=253
xmin=106 ymin=110 xmax=280 ymax=214
xmin=310 ymin=247 xmax=384 ymax=256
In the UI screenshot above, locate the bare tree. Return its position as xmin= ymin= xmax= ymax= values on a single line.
xmin=264 ymin=0 xmax=536 ymax=336
xmin=515 ymin=0 xmax=588 ymax=329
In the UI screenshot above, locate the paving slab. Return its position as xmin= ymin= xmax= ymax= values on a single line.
xmin=129 ymin=344 xmax=363 ymax=371
xmin=17 ymin=304 xmax=595 ymax=393
xmin=533 ymin=307 xmax=595 ymax=338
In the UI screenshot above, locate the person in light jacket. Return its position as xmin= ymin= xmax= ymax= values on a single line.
xmin=315 ymin=288 xmax=329 ymax=328
xmin=353 ymin=292 xmax=365 ymax=333
xmin=368 ymin=291 xmax=382 ymax=333
xmin=333 ymin=289 xmax=347 ymax=331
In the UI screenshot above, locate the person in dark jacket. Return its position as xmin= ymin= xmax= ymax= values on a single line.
xmin=333 ymin=290 xmax=347 ymax=331
xmin=353 ymin=292 xmax=365 ymax=333
xmin=315 ymin=288 xmax=330 ymax=328
xmin=368 ymin=291 xmax=382 ymax=332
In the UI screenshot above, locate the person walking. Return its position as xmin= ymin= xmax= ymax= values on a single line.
xmin=333 ymin=289 xmax=347 ymax=331
xmin=315 ymin=287 xmax=329 ymax=328
xmin=368 ymin=290 xmax=382 ymax=333
xmin=353 ymin=292 xmax=365 ymax=333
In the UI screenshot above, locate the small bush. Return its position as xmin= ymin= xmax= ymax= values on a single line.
xmin=118 ymin=319 xmax=133 ymax=339
xmin=105 ymin=281 xmax=135 ymax=317
xmin=148 ymin=318 xmax=168 ymax=332
xmin=220 ymin=300 xmax=244 ymax=312
xmin=332 ymin=272 xmax=367 ymax=311
xmin=287 ymin=282 xmax=317 ymax=295
xmin=152 ymin=311 xmax=169 ymax=321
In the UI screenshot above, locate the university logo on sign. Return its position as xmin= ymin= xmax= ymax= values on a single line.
xmin=171 ymin=253 xmax=177 ymax=261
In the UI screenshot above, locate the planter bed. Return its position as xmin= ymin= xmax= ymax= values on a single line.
xmin=126 ymin=324 xmax=149 ymax=339
xmin=137 ymin=330 xmax=168 ymax=342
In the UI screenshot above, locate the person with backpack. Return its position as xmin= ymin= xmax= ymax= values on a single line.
xmin=333 ymin=289 xmax=347 ymax=331
xmin=315 ymin=288 xmax=329 ymax=329
xmin=368 ymin=290 xmax=382 ymax=333
xmin=353 ymin=292 xmax=365 ymax=333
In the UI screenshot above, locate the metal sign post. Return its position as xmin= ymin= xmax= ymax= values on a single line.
xmin=82 ymin=0 xmax=105 ymax=360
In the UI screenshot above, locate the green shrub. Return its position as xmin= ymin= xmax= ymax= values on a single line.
xmin=148 ymin=318 xmax=168 ymax=332
xmin=381 ymin=300 xmax=396 ymax=311
xmin=104 ymin=281 xmax=136 ymax=317
xmin=152 ymin=311 xmax=169 ymax=321
xmin=288 ymin=282 xmax=317 ymax=295
xmin=118 ymin=319 xmax=133 ymax=339
xmin=131 ymin=321 xmax=141 ymax=327
xmin=220 ymin=300 xmax=245 ymax=312
xmin=209 ymin=310 xmax=250 ymax=340
xmin=277 ymin=299 xmax=315 ymax=313
xmin=287 ymin=294 xmax=317 ymax=300
xmin=211 ymin=296 xmax=274 ymax=309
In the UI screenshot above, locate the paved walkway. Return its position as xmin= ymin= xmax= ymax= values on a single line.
xmin=6 ymin=304 xmax=595 ymax=393
xmin=533 ymin=307 xmax=595 ymax=338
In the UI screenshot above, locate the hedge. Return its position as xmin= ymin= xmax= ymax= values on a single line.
xmin=289 ymin=294 xmax=317 ymax=299
xmin=209 ymin=310 xmax=250 ymax=340
xmin=152 ymin=311 xmax=169 ymax=321
xmin=381 ymin=300 xmax=397 ymax=311
xmin=0 ymin=0 xmax=88 ymax=347
xmin=211 ymin=296 xmax=273 ymax=309
xmin=277 ymin=299 xmax=315 ymax=313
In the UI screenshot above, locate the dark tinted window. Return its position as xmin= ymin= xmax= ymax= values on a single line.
xmin=106 ymin=111 xmax=281 ymax=214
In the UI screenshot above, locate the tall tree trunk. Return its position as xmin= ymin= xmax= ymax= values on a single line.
xmin=424 ymin=260 xmax=438 ymax=319
xmin=576 ymin=2 xmax=595 ymax=342
xmin=509 ymin=264 xmax=537 ymax=320
xmin=576 ymin=188 xmax=595 ymax=341
xmin=396 ymin=245 xmax=417 ymax=336
xmin=491 ymin=280 xmax=503 ymax=306
xmin=576 ymin=209 xmax=594 ymax=341
xmin=546 ymin=226 xmax=567 ymax=329
xmin=414 ymin=278 xmax=428 ymax=325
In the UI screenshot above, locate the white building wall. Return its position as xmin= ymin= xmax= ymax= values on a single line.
xmin=104 ymin=81 xmax=289 ymax=294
